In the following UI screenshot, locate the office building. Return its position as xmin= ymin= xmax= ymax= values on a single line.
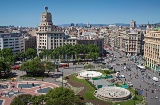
xmin=0 ymin=33 xmax=25 ymax=55
xmin=130 ymin=20 xmax=136 ymax=28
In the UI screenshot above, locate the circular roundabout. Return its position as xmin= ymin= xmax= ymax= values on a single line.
xmin=78 ymin=70 xmax=102 ymax=78
xmin=94 ymin=87 xmax=131 ymax=101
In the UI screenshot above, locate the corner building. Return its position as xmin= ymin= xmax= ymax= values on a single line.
xmin=144 ymin=30 xmax=160 ymax=74
xmin=36 ymin=7 xmax=76 ymax=54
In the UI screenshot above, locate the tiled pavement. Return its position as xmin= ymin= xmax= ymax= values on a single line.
xmin=0 ymin=81 xmax=58 ymax=105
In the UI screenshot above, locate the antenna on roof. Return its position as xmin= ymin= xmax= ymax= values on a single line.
xmin=45 ymin=6 xmax=48 ymax=12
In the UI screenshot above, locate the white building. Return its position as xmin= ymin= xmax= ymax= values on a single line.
xmin=0 ymin=33 xmax=25 ymax=55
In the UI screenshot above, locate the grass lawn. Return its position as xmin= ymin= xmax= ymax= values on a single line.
xmin=71 ymin=73 xmax=144 ymax=105
xmin=71 ymin=74 xmax=97 ymax=100
xmin=71 ymin=74 xmax=112 ymax=104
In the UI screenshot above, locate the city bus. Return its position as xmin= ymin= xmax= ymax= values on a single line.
xmin=136 ymin=65 xmax=146 ymax=72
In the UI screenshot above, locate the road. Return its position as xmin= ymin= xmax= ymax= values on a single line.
xmin=107 ymin=49 xmax=160 ymax=105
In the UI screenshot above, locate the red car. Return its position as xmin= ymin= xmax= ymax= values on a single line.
xmin=59 ymin=63 xmax=69 ymax=68
xmin=12 ymin=65 xmax=20 ymax=70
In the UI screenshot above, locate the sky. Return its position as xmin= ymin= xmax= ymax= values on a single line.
xmin=0 ymin=0 xmax=160 ymax=27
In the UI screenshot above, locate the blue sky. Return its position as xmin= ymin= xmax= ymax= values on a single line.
xmin=0 ymin=0 xmax=160 ymax=27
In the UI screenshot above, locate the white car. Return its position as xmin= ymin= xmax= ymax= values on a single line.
xmin=128 ymin=82 xmax=133 ymax=87
xmin=152 ymin=77 xmax=159 ymax=82
xmin=120 ymin=75 xmax=125 ymax=78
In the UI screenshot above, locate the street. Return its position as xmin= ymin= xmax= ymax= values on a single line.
xmin=107 ymin=49 xmax=160 ymax=105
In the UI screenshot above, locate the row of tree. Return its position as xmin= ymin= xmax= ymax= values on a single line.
xmin=0 ymin=44 xmax=100 ymax=77
xmin=39 ymin=44 xmax=100 ymax=61
xmin=11 ymin=87 xmax=85 ymax=105
xmin=0 ymin=48 xmax=37 ymax=77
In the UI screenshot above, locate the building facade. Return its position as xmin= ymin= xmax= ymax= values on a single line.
xmin=124 ymin=31 xmax=144 ymax=56
xmin=24 ymin=35 xmax=36 ymax=50
xmin=144 ymin=30 xmax=160 ymax=74
xmin=130 ymin=20 xmax=136 ymax=28
xmin=0 ymin=33 xmax=25 ymax=55
xmin=36 ymin=7 xmax=77 ymax=54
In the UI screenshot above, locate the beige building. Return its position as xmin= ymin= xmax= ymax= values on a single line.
xmin=124 ymin=31 xmax=144 ymax=56
xmin=36 ymin=7 xmax=76 ymax=54
xmin=112 ymin=30 xmax=144 ymax=56
xmin=144 ymin=30 xmax=160 ymax=74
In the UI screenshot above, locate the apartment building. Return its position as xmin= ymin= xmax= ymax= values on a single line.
xmin=144 ymin=30 xmax=160 ymax=74
xmin=24 ymin=35 xmax=36 ymax=50
xmin=78 ymin=32 xmax=104 ymax=56
xmin=124 ymin=31 xmax=144 ymax=56
xmin=0 ymin=33 xmax=25 ymax=55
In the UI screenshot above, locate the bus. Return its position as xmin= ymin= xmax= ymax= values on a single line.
xmin=136 ymin=65 xmax=146 ymax=72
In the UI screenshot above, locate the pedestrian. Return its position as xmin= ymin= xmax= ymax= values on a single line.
xmin=146 ymin=92 xmax=147 ymax=97
xmin=21 ymin=87 xmax=22 ymax=90
xmin=139 ymin=84 xmax=141 ymax=88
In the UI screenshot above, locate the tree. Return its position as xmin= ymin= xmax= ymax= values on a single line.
xmin=17 ymin=52 xmax=25 ymax=61
xmin=10 ymin=94 xmax=32 ymax=105
xmin=0 ymin=48 xmax=15 ymax=64
xmin=31 ymin=94 xmax=46 ymax=105
xmin=20 ymin=57 xmax=55 ymax=76
xmin=89 ymin=52 xmax=99 ymax=61
xmin=39 ymin=48 xmax=52 ymax=61
xmin=25 ymin=48 xmax=36 ymax=59
xmin=45 ymin=87 xmax=85 ymax=105
xmin=0 ymin=60 xmax=7 ymax=77
xmin=87 ymin=44 xmax=99 ymax=53
xmin=11 ymin=88 xmax=84 ymax=105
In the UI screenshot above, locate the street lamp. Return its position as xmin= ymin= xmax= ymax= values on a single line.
xmin=157 ymin=64 xmax=160 ymax=76
xmin=62 ymin=68 xmax=64 ymax=88
xmin=134 ymin=88 xmax=137 ymax=105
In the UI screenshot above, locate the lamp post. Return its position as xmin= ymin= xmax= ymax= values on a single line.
xmin=157 ymin=64 xmax=160 ymax=76
xmin=62 ymin=68 xmax=64 ymax=88
xmin=134 ymin=88 xmax=136 ymax=105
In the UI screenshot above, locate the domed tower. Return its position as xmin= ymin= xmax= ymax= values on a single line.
xmin=36 ymin=7 xmax=65 ymax=55
xmin=40 ymin=7 xmax=53 ymax=25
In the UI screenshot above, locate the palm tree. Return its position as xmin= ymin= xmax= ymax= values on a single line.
xmin=73 ymin=44 xmax=80 ymax=61
xmin=40 ymin=49 xmax=52 ymax=61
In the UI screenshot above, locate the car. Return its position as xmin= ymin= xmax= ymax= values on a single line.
xmin=152 ymin=77 xmax=159 ymax=82
xmin=128 ymin=82 xmax=133 ymax=87
xmin=119 ymin=75 xmax=125 ymax=78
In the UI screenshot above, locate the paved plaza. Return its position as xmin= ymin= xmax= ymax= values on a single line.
xmin=1 ymin=49 xmax=160 ymax=105
xmin=0 ymin=81 xmax=58 ymax=105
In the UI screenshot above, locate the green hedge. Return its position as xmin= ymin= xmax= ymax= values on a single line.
xmin=85 ymin=79 xmax=97 ymax=90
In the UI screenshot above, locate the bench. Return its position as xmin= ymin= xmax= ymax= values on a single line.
xmin=1 ymin=79 xmax=7 ymax=81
